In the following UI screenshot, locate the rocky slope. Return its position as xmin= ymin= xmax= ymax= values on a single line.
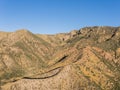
xmin=0 ymin=26 xmax=120 ymax=90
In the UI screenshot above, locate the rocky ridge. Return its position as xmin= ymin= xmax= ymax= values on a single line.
xmin=0 ymin=26 xmax=120 ymax=90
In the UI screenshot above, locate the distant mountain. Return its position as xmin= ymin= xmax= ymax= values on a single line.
xmin=0 ymin=26 xmax=120 ymax=90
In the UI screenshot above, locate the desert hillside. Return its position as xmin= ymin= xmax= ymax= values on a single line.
xmin=0 ymin=26 xmax=120 ymax=90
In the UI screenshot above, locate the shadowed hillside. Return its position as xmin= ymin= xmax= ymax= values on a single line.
xmin=0 ymin=26 xmax=120 ymax=90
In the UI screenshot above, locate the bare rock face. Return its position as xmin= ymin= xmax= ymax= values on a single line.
xmin=0 ymin=26 xmax=120 ymax=90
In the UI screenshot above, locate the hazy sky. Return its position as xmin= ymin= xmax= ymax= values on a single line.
xmin=0 ymin=0 xmax=120 ymax=34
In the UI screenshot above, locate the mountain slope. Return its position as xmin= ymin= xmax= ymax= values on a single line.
xmin=0 ymin=26 xmax=120 ymax=90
